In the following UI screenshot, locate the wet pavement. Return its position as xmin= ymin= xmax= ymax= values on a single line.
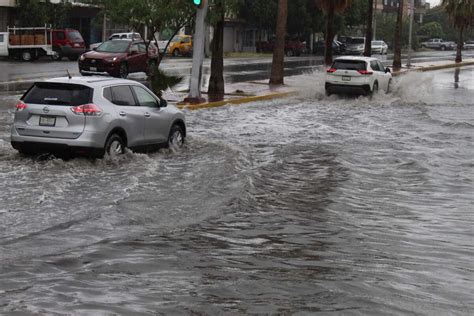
xmin=0 ymin=67 xmax=473 ymax=314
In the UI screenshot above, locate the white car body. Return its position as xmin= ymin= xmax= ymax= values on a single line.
xmin=325 ymin=56 xmax=392 ymax=96
xmin=371 ymin=40 xmax=388 ymax=55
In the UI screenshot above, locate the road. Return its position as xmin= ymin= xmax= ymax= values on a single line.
xmin=0 ymin=66 xmax=472 ymax=314
xmin=1 ymin=50 xmax=474 ymax=93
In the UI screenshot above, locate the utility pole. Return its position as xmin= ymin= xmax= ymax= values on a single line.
xmin=407 ymin=0 xmax=415 ymax=67
xmin=185 ymin=0 xmax=209 ymax=104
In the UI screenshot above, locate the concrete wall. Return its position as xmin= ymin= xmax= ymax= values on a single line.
xmin=0 ymin=6 xmax=13 ymax=32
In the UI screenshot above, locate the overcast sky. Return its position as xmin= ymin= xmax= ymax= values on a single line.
xmin=427 ymin=0 xmax=441 ymax=6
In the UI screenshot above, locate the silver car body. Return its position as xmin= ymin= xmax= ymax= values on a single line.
xmin=11 ymin=76 xmax=185 ymax=156
xmin=371 ymin=40 xmax=388 ymax=54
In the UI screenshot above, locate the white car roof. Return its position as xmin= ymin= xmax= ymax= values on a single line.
xmin=334 ymin=56 xmax=379 ymax=62
xmin=43 ymin=76 xmax=143 ymax=88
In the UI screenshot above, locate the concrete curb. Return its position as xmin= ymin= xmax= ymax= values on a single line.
xmin=177 ymin=91 xmax=295 ymax=111
xmin=392 ymin=60 xmax=474 ymax=76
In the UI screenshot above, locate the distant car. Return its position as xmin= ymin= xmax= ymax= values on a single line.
xmin=344 ymin=37 xmax=365 ymax=55
xmin=313 ymin=40 xmax=346 ymax=55
xmin=371 ymin=40 xmax=388 ymax=55
xmin=78 ymin=40 xmax=158 ymax=78
xmin=325 ymin=56 xmax=392 ymax=96
xmin=463 ymin=40 xmax=474 ymax=50
xmin=421 ymin=38 xmax=456 ymax=50
xmin=89 ymin=32 xmax=142 ymax=50
xmin=257 ymin=39 xmax=305 ymax=56
xmin=51 ymin=29 xmax=86 ymax=61
xmin=167 ymin=35 xmax=193 ymax=57
xmin=10 ymin=77 xmax=186 ymax=157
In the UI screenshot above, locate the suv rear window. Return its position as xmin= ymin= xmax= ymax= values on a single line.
xmin=22 ymin=82 xmax=92 ymax=106
xmin=67 ymin=30 xmax=83 ymax=42
xmin=332 ymin=60 xmax=367 ymax=71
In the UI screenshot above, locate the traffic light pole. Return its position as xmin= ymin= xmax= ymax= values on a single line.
xmin=185 ymin=1 xmax=209 ymax=104
xmin=407 ymin=0 xmax=415 ymax=68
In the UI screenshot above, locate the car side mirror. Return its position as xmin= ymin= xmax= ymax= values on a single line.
xmin=385 ymin=67 xmax=391 ymax=73
xmin=92 ymin=47 xmax=97 ymax=51
xmin=159 ymin=97 xmax=167 ymax=108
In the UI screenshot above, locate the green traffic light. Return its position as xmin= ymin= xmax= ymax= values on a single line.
xmin=193 ymin=0 xmax=201 ymax=6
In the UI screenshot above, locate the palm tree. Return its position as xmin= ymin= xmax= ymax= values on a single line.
xmin=208 ymin=0 xmax=225 ymax=99
xmin=392 ymin=0 xmax=404 ymax=72
xmin=317 ymin=0 xmax=352 ymax=66
xmin=364 ymin=0 xmax=374 ymax=57
xmin=442 ymin=0 xmax=474 ymax=63
xmin=270 ymin=0 xmax=288 ymax=85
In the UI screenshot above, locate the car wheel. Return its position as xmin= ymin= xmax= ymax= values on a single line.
xmin=167 ymin=124 xmax=185 ymax=149
xmin=173 ymin=49 xmax=180 ymax=57
xmin=325 ymin=89 xmax=331 ymax=97
xmin=21 ymin=50 xmax=33 ymax=62
xmin=441 ymin=46 xmax=446 ymax=51
xmin=51 ymin=49 xmax=63 ymax=61
xmin=119 ymin=63 xmax=128 ymax=79
xmin=285 ymin=49 xmax=294 ymax=57
xmin=371 ymin=82 xmax=379 ymax=96
xmin=105 ymin=134 xmax=125 ymax=158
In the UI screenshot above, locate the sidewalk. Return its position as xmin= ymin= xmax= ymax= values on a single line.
xmin=176 ymin=58 xmax=474 ymax=111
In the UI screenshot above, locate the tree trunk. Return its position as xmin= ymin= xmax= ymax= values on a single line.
xmin=324 ymin=4 xmax=335 ymax=66
xmin=208 ymin=0 xmax=225 ymax=99
xmin=392 ymin=0 xmax=404 ymax=71
xmin=269 ymin=0 xmax=288 ymax=85
xmin=455 ymin=26 xmax=463 ymax=63
xmin=364 ymin=0 xmax=374 ymax=57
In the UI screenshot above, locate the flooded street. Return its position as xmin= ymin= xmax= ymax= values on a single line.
xmin=0 ymin=67 xmax=473 ymax=314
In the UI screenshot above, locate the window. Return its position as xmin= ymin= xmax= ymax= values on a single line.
xmin=138 ymin=43 xmax=147 ymax=53
xmin=55 ymin=32 xmax=65 ymax=40
xmin=332 ymin=60 xmax=367 ymax=71
xmin=130 ymin=43 xmax=140 ymax=53
xmin=132 ymin=86 xmax=158 ymax=107
xmin=370 ymin=61 xmax=381 ymax=72
xmin=182 ymin=37 xmax=191 ymax=43
xmin=377 ymin=61 xmax=386 ymax=72
xmin=23 ymin=83 xmax=92 ymax=106
xmin=110 ymin=86 xmax=136 ymax=106
xmin=103 ymin=87 xmax=113 ymax=102
xmin=0 ymin=34 xmax=4 ymax=43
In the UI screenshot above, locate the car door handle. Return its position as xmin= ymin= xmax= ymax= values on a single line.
xmin=144 ymin=112 xmax=151 ymax=118
xmin=119 ymin=111 xmax=127 ymax=117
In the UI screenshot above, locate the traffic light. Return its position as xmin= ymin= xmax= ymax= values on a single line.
xmin=193 ymin=0 xmax=205 ymax=9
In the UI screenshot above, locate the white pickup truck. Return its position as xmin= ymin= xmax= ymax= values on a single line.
xmin=421 ymin=38 xmax=457 ymax=51
xmin=0 ymin=26 xmax=55 ymax=61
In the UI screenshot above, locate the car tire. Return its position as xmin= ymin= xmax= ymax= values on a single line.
xmin=119 ymin=63 xmax=128 ymax=79
xmin=173 ymin=49 xmax=180 ymax=57
xmin=105 ymin=134 xmax=125 ymax=158
xmin=325 ymin=89 xmax=331 ymax=97
xmin=371 ymin=82 xmax=379 ymax=96
xmin=441 ymin=46 xmax=446 ymax=51
xmin=285 ymin=49 xmax=294 ymax=57
xmin=21 ymin=50 xmax=33 ymax=62
xmin=167 ymin=124 xmax=185 ymax=149
xmin=51 ymin=48 xmax=63 ymax=61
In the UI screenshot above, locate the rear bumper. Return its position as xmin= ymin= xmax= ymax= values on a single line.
xmin=325 ymin=82 xmax=371 ymax=95
xmin=11 ymin=141 xmax=104 ymax=157
xmin=61 ymin=46 xmax=86 ymax=56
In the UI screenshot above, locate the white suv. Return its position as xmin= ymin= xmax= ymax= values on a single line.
xmin=325 ymin=56 xmax=392 ymax=96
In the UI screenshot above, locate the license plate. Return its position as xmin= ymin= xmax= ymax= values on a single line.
xmin=39 ymin=116 xmax=56 ymax=127
xmin=89 ymin=67 xmax=97 ymax=71
xmin=342 ymin=76 xmax=351 ymax=81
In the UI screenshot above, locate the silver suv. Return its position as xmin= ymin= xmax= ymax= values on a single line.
xmin=11 ymin=77 xmax=186 ymax=157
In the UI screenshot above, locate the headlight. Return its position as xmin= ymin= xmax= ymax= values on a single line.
xmin=79 ymin=54 xmax=86 ymax=61
xmin=104 ymin=57 xmax=118 ymax=63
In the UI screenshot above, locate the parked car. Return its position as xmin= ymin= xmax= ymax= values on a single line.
xmin=164 ymin=35 xmax=193 ymax=57
xmin=51 ymin=28 xmax=86 ymax=61
xmin=10 ymin=77 xmax=186 ymax=157
xmin=78 ymin=40 xmax=158 ymax=78
xmin=325 ymin=56 xmax=392 ymax=96
xmin=257 ymin=39 xmax=305 ymax=56
xmin=463 ymin=40 xmax=474 ymax=50
xmin=344 ymin=37 xmax=365 ymax=55
xmin=421 ymin=38 xmax=456 ymax=50
xmin=371 ymin=40 xmax=388 ymax=55
xmin=89 ymin=32 xmax=142 ymax=51
xmin=313 ymin=40 xmax=346 ymax=55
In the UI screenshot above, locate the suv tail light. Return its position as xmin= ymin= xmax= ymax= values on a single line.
xmin=71 ymin=104 xmax=102 ymax=116
xmin=357 ymin=70 xmax=373 ymax=75
xmin=327 ymin=68 xmax=337 ymax=73
xmin=15 ymin=100 xmax=27 ymax=112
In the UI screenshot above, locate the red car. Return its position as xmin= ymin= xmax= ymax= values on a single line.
xmin=78 ymin=40 xmax=158 ymax=78
xmin=51 ymin=29 xmax=86 ymax=61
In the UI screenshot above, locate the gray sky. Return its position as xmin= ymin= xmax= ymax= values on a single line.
xmin=427 ymin=0 xmax=441 ymax=7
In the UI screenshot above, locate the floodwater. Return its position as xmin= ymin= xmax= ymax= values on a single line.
xmin=0 ymin=67 xmax=473 ymax=314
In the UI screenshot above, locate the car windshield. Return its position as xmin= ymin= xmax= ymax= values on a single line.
xmin=372 ymin=41 xmax=383 ymax=45
xmin=347 ymin=38 xmax=365 ymax=44
xmin=67 ymin=30 xmax=83 ymax=42
xmin=96 ymin=41 xmax=130 ymax=53
xmin=332 ymin=60 xmax=367 ymax=71
xmin=171 ymin=36 xmax=184 ymax=43
xmin=22 ymin=83 xmax=92 ymax=106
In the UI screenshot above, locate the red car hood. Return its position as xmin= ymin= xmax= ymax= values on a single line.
xmin=83 ymin=51 xmax=127 ymax=59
